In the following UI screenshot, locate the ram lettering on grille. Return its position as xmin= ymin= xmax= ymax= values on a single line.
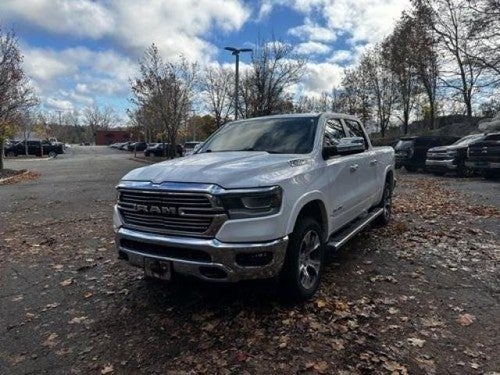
xmin=117 ymin=189 xmax=226 ymax=237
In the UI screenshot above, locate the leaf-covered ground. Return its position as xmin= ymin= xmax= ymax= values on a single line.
xmin=0 ymin=155 xmax=498 ymax=374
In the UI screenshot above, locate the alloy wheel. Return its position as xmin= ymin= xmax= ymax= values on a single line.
xmin=298 ymin=230 xmax=321 ymax=290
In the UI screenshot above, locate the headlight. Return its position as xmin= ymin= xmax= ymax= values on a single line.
xmin=219 ymin=186 xmax=282 ymax=219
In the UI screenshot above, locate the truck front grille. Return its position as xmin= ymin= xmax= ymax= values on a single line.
xmin=117 ymin=189 xmax=227 ymax=238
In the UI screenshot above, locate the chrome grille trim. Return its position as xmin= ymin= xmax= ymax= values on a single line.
xmin=117 ymin=187 xmax=227 ymax=238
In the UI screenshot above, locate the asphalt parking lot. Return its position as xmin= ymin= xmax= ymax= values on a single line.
xmin=0 ymin=146 xmax=498 ymax=374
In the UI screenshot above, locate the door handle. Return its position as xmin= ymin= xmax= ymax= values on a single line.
xmin=370 ymin=159 xmax=378 ymax=166
xmin=349 ymin=164 xmax=359 ymax=172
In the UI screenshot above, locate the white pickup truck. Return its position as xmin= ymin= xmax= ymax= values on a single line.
xmin=113 ymin=113 xmax=395 ymax=299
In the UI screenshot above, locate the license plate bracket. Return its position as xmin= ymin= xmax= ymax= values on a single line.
xmin=144 ymin=258 xmax=172 ymax=280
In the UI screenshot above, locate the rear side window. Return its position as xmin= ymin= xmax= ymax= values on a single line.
xmin=324 ymin=119 xmax=345 ymax=147
xmin=344 ymin=119 xmax=368 ymax=150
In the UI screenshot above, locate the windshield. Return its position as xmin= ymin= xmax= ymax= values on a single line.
xmin=452 ymin=134 xmax=483 ymax=146
xmin=395 ymin=139 xmax=415 ymax=150
xmin=199 ymin=116 xmax=319 ymax=154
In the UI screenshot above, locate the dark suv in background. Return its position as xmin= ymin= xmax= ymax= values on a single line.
xmin=4 ymin=140 xmax=64 ymax=158
xmin=466 ymin=132 xmax=500 ymax=179
xmin=425 ymin=134 xmax=484 ymax=177
xmin=395 ymin=136 xmax=460 ymax=172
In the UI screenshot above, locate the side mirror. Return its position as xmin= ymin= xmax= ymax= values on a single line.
xmin=322 ymin=137 xmax=365 ymax=159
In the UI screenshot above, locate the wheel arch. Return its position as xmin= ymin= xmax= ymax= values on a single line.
xmin=286 ymin=193 xmax=329 ymax=241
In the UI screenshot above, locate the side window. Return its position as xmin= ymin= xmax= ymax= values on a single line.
xmin=324 ymin=119 xmax=346 ymax=147
xmin=344 ymin=119 xmax=368 ymax=150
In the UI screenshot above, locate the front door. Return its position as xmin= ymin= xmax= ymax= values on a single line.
xmin=322 ymin=118 xmax=363 ymax=232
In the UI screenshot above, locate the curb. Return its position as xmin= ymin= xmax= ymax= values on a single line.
xmin=0 ymin=170 xmax=30 ymax=184
xmin=5 ymin=156 xmax=54 ymax=162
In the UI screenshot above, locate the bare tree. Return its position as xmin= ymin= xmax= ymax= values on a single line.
xmin=466 ymin=0 xmax=500 ymax=76
xmin=201 ymin=65 xmax=233 ymax=128
xmin=338 ymin=68 xmax=372 ymax=125
xmin=0 ymin=28 xmax=37 ymax=170
xmin=83 ymin=105 xmax=118 ymax=136
xmin=131 ymin=44 xmax=197 ymax=156
xmin=359 ymin=48 xmax=398 ymax=138
xmin=239 ymin=39 xmax=306 ymax=118
xmin=410 ymin=5 xmax=440 ymax=129
xmin=414 ymin=0 xmax=499 ymax=117
xmin=382 ymin=15 xmax=422 ymax=134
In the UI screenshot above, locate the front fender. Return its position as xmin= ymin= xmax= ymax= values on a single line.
xmin=285 ymin=190 xmax=329 ymax=236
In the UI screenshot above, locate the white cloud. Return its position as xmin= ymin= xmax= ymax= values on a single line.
xmin=328 ymin=49 xmax=353 ymax=63
xmin=321 ymin=0 xmax=410 ymax=44
xmin=3 ymin=0 xmax=114 ymax=39
xmin=301 ymin=62 xmax=345 ymax=96
xmin=22 ymin=46 xmax=137 ymax=112
xmin=4 ymin=0 xmax=251 ymax=63
xmin=294 ymin=42 xmax=331 ymax=55
xmin=288 ymin=18 xmax=337 ymax=42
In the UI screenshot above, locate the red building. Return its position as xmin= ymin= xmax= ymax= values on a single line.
xmin=95 ymin=130 xmax=131 ymax=145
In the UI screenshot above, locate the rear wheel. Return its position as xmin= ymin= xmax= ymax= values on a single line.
xmin=6 ymin=151 xmax=15 ymax=158
xmin=483 ymin=170 xmax=499 ymax=180
xmin=280 ymin=217 xmax=324 ymax=301
xmin=374 ymin=178 xmax=392 ymax=227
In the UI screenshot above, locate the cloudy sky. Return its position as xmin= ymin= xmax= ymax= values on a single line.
xmin=2 ymin=0 xmax=410 ymax=120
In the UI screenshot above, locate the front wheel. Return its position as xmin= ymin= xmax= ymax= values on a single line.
xmin=280 ymin=217 xmax=325 ymax=301
xmin=48 ymin=151 xmax=57 ymax=158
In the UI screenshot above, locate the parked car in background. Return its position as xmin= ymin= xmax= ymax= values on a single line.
xmin=425 ymin=134 xmax=484 ymax=177
xmin=4 ymin=140 xmax=64 ymax=157
xmin=466 ymin=132 xmax=500 ymax=179
xmin=144 ymin=143 xmax=183 ymax=157
xmin=118 ymin=142 xmax=132 ymax=151
xmin=144 ymin=143 xmax=170 ymax=157
xmin=395 ymin=136 xmax=460 ymax=172
xmin=183 ymin=141 xmax=202 ymax=156
xmin=132 ymin=142 xmax=148 ymax=152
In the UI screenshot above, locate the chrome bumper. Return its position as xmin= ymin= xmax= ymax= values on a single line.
xmin=425 ymin=159 xmax=457 ymax=170
xmin=115 ymin=227 xmax=288 ymax=282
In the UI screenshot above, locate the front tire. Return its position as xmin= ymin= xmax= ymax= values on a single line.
xmin=280 ymin=217 xmax=324 ymax=301
xmin=48 ymin=151 xmax=57 ymax=158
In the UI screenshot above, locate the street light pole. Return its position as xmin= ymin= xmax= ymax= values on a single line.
xmin=224 ymin=47 xmax=252 ymax=120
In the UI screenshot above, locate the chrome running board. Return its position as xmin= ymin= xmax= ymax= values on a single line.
xmin=326 ymin=208 xmax=384 ymax=250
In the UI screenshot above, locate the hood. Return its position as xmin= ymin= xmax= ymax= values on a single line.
xmin=122 ymin=151 xmax=311 ymax=188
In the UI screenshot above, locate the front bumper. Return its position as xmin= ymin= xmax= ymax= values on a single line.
xmin=425 ymin=159 xmax=457 ymax=171
xmin=115 ymin=227 xmax=288 ymax=282
xmin=465 ymin=161 xmax=500 ymax=170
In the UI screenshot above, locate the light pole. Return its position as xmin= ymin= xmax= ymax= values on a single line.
xmin=224 ymin=46 xmax=252 ymax=120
